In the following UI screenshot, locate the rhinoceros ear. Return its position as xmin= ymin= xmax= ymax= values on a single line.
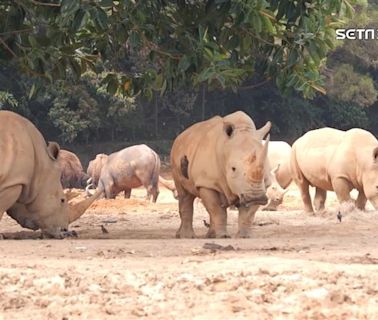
xmin=373 ymin=147 xmax=378 ymax=162
xmin=271 ymin=164 xmax=280 ymax=175
xmin=223 ymin=122 xmax=235 ymax=138
xmin=47 ymin=141 xmax=60 ymax=160
xmin=256 ymin=121 xmax=272 ymax=140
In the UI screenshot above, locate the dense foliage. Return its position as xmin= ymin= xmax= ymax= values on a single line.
xmin=1 ymin=0 xmax=378 ymax=152
xmin=1 ymin=0 xmax=353 ymax=97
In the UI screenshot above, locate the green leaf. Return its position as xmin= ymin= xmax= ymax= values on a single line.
xmin=69 ymin=58 xmax=81 ymax=79
xmin=308 ymin=41 xmax=320 ymax=64
xmin=178 ymin=55 xmax=191 ymax=72
xmin=28 ymin=83 xmax=36 ymax=100
xmin=107 ymin=76 xmax=119 ymax=95
xmin=61 ymin=0 xmax=80 ymax=16
xmin=95 ymin=8 xmax=108 ymax=31
xmin=71 ymin=9 xmax=86 ymax=32
xmin=251 ymin=13 xmax=262 ymax=33
xmin=129 ymin=30 xmax=141 ymax=48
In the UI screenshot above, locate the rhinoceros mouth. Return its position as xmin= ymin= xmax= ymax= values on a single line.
xmin=237 ymin=194 xmax=268 ymax=207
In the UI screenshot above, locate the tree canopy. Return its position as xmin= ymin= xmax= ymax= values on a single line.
xmin=1 ymin=0 xmax=353 ymax=98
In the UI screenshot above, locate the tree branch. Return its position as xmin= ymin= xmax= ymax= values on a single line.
xmin=29 ymin=0 xmax=60 ymax=7
xmin=0 ymin=37 xmax=17 ymax=58
xmin=238 ymin=78 xmax=271 ymax=90
xmin=0 ymin=28 xmax=33 ymax=36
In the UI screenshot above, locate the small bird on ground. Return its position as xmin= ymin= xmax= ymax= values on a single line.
xmin=337 ymin=211 xmax=342 ymax=223
xmin=101 ymin=225 xmax=109 ymax=234
xmin=203 ymin=220 xmax=210 ymax=228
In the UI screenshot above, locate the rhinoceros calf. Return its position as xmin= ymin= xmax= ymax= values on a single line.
xmin=291 ymin=127 xmax=378 ymax=212
xmin=87 ymin=153 xmax=109 ymax=187
xmin=171 ymin=111 xmax=271 ymax=238
xmin=98 ymin=144 xmax=161 ymax=202
xmin=0 ymin=111 xmax=101 ymax=238
xmin=58 ymin=150 xmax=89 ymax=189
xmin=263 ymin=141 xmax=292 ymax=210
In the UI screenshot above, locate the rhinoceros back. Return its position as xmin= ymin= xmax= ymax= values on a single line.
xmin=291 ymin=127 xmax=346 ymax=190
xmin=103 ymin=144 xmax=160 ymax=190
xmin=0 ymin=112 xmax=40 ymax=197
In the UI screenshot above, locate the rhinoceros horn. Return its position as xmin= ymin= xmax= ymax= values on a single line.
xmin=256 ymin=121 xmax=271 ymax=140
xmin=68 ymin=189 xmax=103 ymax=223
xmin=257 ymin=134 xmax=270 ymax=168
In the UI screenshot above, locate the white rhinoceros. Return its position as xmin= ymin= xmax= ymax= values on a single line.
xmin=291 ymin=127 xmax=378 ymax=212
xmin=263 ymin=141 xmax=292 ymax=210
xmin=170 ymin=111 xmax=271 ymax=238
xmin=0 ymin=111 xmax=101 ymax=238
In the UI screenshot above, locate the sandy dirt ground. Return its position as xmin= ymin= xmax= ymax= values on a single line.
xmin=1 ymin=184 xmax=378 ymax=319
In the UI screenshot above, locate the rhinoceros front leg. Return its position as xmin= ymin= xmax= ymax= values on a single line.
xmin=313 ymin=188 xmax=327 ymax=212
xmin=332 ymin=177 xmax=353 ymax=205
xmin=176 ymin=190 xmax=196 ymax=238
xmin=199 ymin=188 xmax=229 ymax=238
xmin=0 ymin=211 xmax=4 ymax=238
xmin=236 ymin=205 xmax=259 ymax=238
xmin=355 ymin=191 xmax=367 ymax=210
xmin=0 ymin=185 xmax=22 ymax=221
xmin=41 ymin=228 xmax=78 ymax=239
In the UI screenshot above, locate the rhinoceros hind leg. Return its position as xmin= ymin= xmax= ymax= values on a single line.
xmin=199 ymin=188 xmax=229 ymax=238
xmin=144 ymin=185 xmax=159 ymax=203
xmin=296 ymin=179 xmax=313 ymax=213
xmin=124 ymin=189 xmax=131 ymax=199
xmin=176 ymin=191 xmax=196 ymax=238
xmin=314 ymin=188 xmax=327 ymax=212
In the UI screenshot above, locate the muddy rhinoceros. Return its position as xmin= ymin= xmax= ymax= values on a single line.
xmin=97 ymin=144 xmax=161 ymax=202
xmin=87 ymin=153 xmax=109 ymax=187
xmin=170 ymin=111 xmax=271 ymax=238
xmin=263 ymin=141 xmax=292 ymax=211
xmin=291 ymin=127 xmax=378 ymax=212
xmin=58 ymin=149 xmax=89 ymax=189
xmin=0 ymin=111 xmax=101 ymax=238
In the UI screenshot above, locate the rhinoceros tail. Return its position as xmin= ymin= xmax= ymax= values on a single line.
xmin=290 ymin=143 xmax=304 ymax=184
xmin=150 ymin=150 xmax=161 ymax=190
xmin=180 ymin=155 xmax=189 ymax=179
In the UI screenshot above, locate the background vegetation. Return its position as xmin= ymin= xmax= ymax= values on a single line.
xmin=0 ymin=0 xmax=377 ymax=164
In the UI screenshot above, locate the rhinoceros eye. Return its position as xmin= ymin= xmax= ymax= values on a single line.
xmin=61 ymin=198 xmax=65 ymax=203
xmin=232 ymin=167 xmax=236 ymax=172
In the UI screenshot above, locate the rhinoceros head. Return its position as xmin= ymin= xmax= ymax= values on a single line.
xmin=223 ymin=121 xmax=271 ymax=207
xmin=362 ymin=146 xmax=378 ymax=209
xmin=265 ymin=165 xmax=288 ymax=208
xmin=7 ymin=142 xmax=101 ymax=238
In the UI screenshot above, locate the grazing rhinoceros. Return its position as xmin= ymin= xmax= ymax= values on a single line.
xmin=171 ymin=111 xmax=271 ymax=238
xmin=98 ymin=144 xmax=161 ymax=202
xmin=263 ymin=141 xmax=292 ymax=211
xmin=58 ymin=149 xmax=89 ymax=189
xmin=0 ymin=111 xmax=101 ymax=238
xmin=87 ymin=153 xmax=108 ymax=187
xmin=291 ymin=127 xmax=378 ymax=212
